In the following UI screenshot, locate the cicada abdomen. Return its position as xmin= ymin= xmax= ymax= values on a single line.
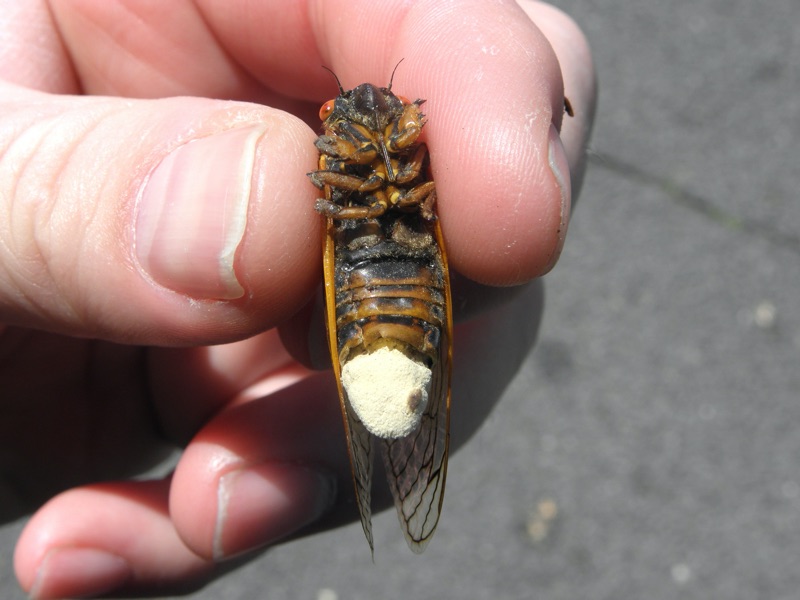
xmin=308 ymin=70 xmax=452 ymax=554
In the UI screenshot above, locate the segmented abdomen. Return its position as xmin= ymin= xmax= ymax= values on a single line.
xmin=333 ymin=215 xmax=446 ymax=367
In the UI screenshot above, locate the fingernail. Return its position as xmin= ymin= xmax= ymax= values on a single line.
xmin=30 ymin=547 xmax=130 ymax=599
xmin=135 ymin=124 xmax=267 ymax=299
xmin=213 ymin=463 xmax=336 ymax=560
xmin=545 ymin=124 xmax=572 ymax=272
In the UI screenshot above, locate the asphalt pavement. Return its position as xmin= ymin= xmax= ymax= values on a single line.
xmin=2 ymin=0 xmax=799 ymax=598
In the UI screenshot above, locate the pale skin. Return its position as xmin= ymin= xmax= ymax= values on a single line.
xmin=0 ymin=0 xmax=596 ymax=597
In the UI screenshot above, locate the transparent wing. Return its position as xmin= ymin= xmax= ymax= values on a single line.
xmin=342 ymin=397 xmax=374 ymax=553
xmin=323 ymin=217 xmax=375 ymax=554
xmin=380 ymin=327 xmax=451 ymax=553
xmin=380 ymin=220 xmax=452 ymax=553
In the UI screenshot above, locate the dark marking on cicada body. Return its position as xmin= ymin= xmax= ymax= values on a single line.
xmin=308 ymin=67 xmax=452 ymax=555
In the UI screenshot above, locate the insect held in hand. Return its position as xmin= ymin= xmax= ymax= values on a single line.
xmin=308 ymin=65 xmax=452 ymax=554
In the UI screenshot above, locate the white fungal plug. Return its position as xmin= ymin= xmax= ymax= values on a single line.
xmin=341 ymin=346 xmax=432 ymax=439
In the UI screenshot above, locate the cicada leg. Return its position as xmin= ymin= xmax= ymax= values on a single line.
xmin=316 ymin=121 xmax=380 ymax=164
xmin=384 ymin=102 xmax=425 ymax=152
xmin=394 ymin=181 xmax=437 ymax=220
xmin=392 ymin=144 xmax=428 ymax=185
xmin=309 ymin=170 xmax=384 ymax=193
xmin=316 ymin=189 xmax=391 ymax=220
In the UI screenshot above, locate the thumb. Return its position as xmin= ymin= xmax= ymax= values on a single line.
xmin=0 ymin=83 xmax=320 ymax=345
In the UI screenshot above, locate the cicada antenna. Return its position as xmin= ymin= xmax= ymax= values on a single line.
xmin=321 ymin=66 xmax=345 ymax=95
xmin=388 ymin=58 xmax=405 ymax=90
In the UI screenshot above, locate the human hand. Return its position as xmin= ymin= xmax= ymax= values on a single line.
xmin=1 ymin=0 xmax=595 ymax=597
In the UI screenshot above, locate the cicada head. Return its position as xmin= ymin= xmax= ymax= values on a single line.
xmin=321 ymin=82 xmax=406 ymax=133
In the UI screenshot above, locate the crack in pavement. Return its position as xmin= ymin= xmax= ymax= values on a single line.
xmin=589 ymin=153 xmax=800 ymax=255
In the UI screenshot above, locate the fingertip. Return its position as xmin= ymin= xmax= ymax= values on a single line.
xmin=135 ymin=123 xmax=270 ymax=302
xmin=237 ymin=113 xmax=322 ymax=318
xmin=27 ymin=548 xmax=131 ymax=600
xmin=169 ymin=442 xmax=231 ymax=558
xmin=304 ymin=0 xmax=570 ymax=285
xmin=520 ymin=0 xmax=597 ymax=198
xmin=0 ymin=94 xmax=322 ymax=345
xmin=542 ymin=122 xmax=572 ymax=274
xmin=407 ymin=3 xmax=568 ymax=285
xmin=170 ymin=393 xmax=340 ymax=560
xmin=14 ymin=481 xmax=213 ymax=598
xmin=211 ymin=463 xmax=336 ymax=560
xmin=131 ymin=103 xmax=323 ymax=341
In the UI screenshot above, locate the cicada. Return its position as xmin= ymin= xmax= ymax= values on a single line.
xmin=308 ymin=68 xmax=452 ymax=554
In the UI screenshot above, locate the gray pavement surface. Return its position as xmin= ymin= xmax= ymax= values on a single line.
xmin=2 ymin=0 xmax=799 ymax=598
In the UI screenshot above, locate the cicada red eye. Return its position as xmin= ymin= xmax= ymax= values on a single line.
xmin=319 ymin=99 xmax=335 ymax=121
xmin=396 ymin=94 xmax=411 ymax=105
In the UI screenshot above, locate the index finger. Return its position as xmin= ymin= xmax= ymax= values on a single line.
xmin=203 ymin=0 xmax=571 ymax=285
xmin=318 ymin=0 xmax=567 ymax=284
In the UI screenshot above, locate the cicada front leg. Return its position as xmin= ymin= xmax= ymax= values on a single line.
xmin=384 ymin=101 xmax=426 ymax=152
xmin=316 ymin=121 xmax=380 ymax=165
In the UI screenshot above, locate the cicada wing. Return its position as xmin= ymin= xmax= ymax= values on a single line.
xmin=380 ymin=218 xmax=452 ymax=553
xmin=322 ymin=217 xmax=375 ymax=553
xmin=341 ymin=395 xmax=374 ymax=553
